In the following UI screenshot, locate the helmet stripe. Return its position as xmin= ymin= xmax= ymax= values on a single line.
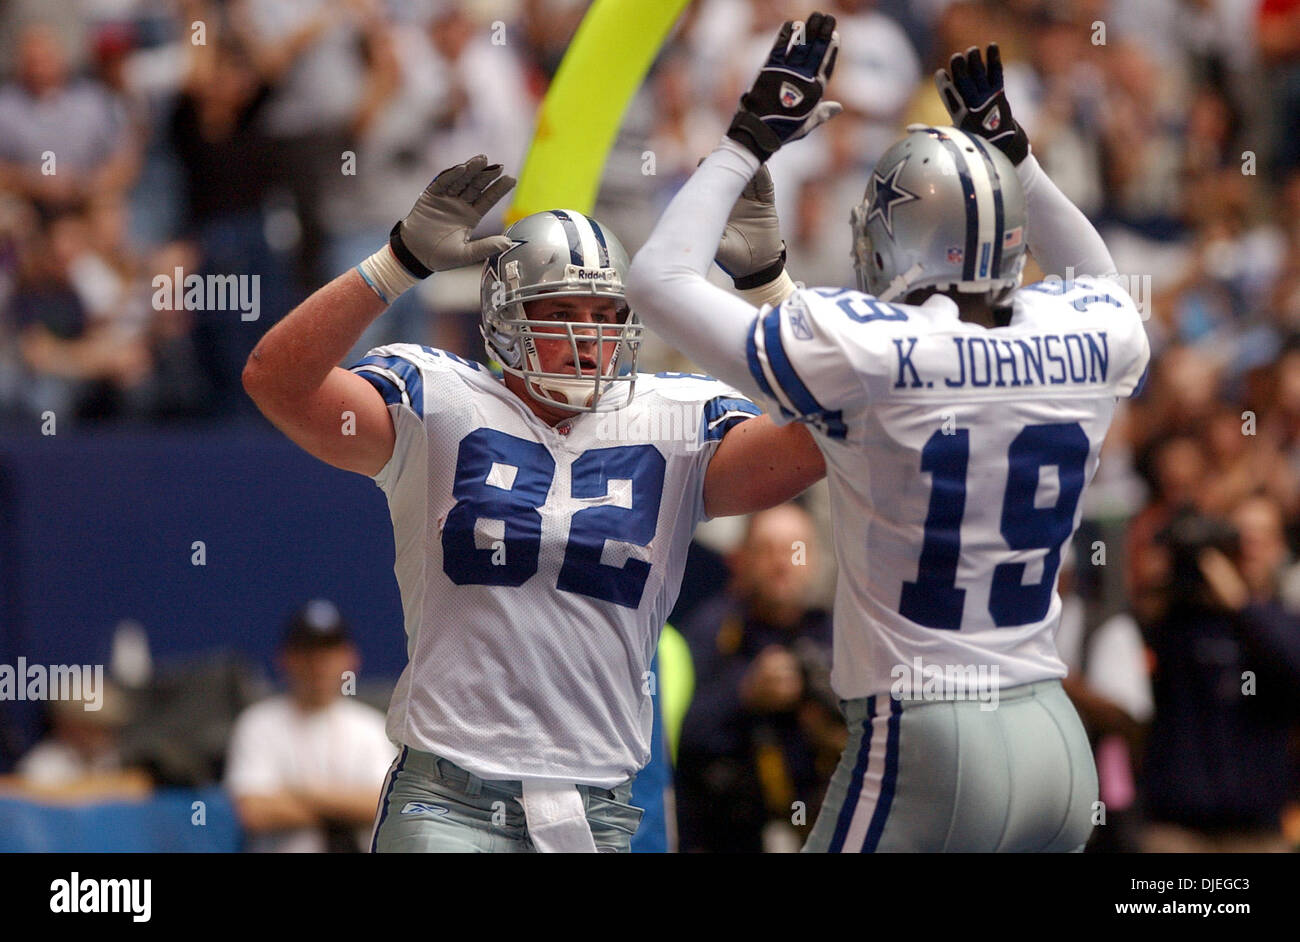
xmin=586 ymin=215 xmax=611 ymax=267
xmin=968 ymin=136 xmax=1005 ymax=281
xmin=938 ymin=128 xmax=998 ymax=284
xmin=569 ymin=213 xmax=603 ymax=267
xmin=932 ymin=131 xmax=978 ymax=282
xmin=547 ymin=210 xmax=584 ymax=265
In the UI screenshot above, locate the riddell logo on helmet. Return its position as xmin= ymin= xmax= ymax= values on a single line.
xmin=563 ymin=265 xmax=619 ymax=283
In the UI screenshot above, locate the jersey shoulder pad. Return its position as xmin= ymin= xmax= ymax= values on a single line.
xmin=780 ymin=287 xmax=920 ymax=357
xmin=630 ymin=372 xmax=761 ymax=445
xmin=1014 ymin=276 xmax=1150 ymax=396
xmin=349 ymin=344 xmax=496 ymax=416
xmin=636 ymin=370 xmax=741 ymax=404
xmin=1016 ymin=274 xmax=1141 ymax=320
xmin=746 ymin=286 xmax=902 ymax=438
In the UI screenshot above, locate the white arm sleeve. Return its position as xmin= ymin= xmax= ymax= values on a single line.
xmin=626 ymin=138 xmax=767 ymax=401
xmin=1017 ymin=153 xmax=1117 ymax=279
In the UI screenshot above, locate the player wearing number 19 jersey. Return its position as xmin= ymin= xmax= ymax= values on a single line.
xmin=628 ymin=21 xmax=1150 ymax=851
xmin=749 ymin=277 xmax=1148 ymax=702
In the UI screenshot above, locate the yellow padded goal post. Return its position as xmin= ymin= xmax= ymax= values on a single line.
xmin=505 ymin=0 xmax=692 ymax=221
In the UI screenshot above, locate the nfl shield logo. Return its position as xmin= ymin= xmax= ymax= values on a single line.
xmin=780 ymin=82 xmax=804 ymax=109
xmin=946 ymin=246 xmax=964 ymax=264
xmin=982 ymin=106 xmax=1002 ymax=132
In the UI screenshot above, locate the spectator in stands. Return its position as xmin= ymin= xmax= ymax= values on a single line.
xmin=1056 ymin=548 xmax=1153 ymax=852
xmin=7 ymin=681 xmax=151 ymax=800
xmin=6 ymin=210 xmax=151 ymax=421
xmin=225 ymin=600 xmax=395 ymax=852
xmin=676 ymin=503 xmax=842 ymax=853
xmin=1126 ymin=430 xmax=1209 ymax=620
xmin=1261 ymin=335 xmax=1300 ymax=484
xmin=1139 ymin=493 xmax=1300 ymax=851
xmin=827 ymin=0 xmax=920 ymax=168
xmin=0 ymin=23 xmax=139 ymax=217
xmin=168 ymin=22 xmax=290 ymax=417
xmin=233 ymin=0 xmax=370 ymax=291
xmin=516 ymin=0 xmax=586 ymax=84
xmin=415 ymin=5 xmax=532 ymax=230
xmin=319 ymin=10 xmax=447 ymax=359
xmin=1260 ymin=0 xmax=1300 ymax=176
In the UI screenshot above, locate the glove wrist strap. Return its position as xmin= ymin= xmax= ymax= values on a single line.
xmin=726 ymin=111 xmax=782 ymax=163
xmin=738 ymin=268 xmax=798 ymax=309
xmin=1007 ymin=130 xmax=1029 ymax=167
xmin=388 ymin=222 xmax=434 ymax=279
xmin=733 ymin=248 xmax=787 ymax=290
xmin=357 ymin=244 xmax=422 ymax=304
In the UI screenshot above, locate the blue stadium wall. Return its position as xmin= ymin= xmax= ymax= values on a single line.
xmin=0 ymin=423 xmax=408 ymax=766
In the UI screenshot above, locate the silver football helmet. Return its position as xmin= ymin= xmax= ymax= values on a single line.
xmin=851 ymin=125 xmax=1027 ymax=305
xmin=480 ymin=209 xmax=642 ymax=412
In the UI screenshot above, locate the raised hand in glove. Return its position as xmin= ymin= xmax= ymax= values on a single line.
xmin=727 ymin=12 xmax=841 ymax=164
xmin=358 ymin=154 xmax=515 ymax=303
xmin=715 ymin=164 xmax=785 ymax=289
xmin=934 ymin=44 xmax=1029 ymax=166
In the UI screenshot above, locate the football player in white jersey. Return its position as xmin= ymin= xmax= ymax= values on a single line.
xmin=242 ymin=155 xmax=825 ymax=852
xmin=627 ymin=16 xmax=1150 ymax=851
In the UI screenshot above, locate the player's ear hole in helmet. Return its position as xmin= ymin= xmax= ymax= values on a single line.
xmin=479 ymin=210 xmax=642 ymax=413
xmin=850 ymin=125 xmax=1028 ymax=314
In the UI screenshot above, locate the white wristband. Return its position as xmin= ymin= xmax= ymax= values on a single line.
xmin=356 ymin=245 xmax=422 ymax=304
xmin=737 ymin=268 xmax=798 ymax=309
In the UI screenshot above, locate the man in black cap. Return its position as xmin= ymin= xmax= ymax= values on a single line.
xmin=224 ymin=600 xmax=396 ymax=852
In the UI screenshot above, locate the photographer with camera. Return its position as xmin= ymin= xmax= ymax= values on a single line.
xmin=1141 ymin=493 xmax=1300 ymax=852
xmin=675 ymin=503 xmax=843 ymax=853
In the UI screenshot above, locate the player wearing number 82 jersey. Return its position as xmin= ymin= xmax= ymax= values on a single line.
xmin=245 ymin=154 xmax=825 ymax=852
xmin=351 ymin=346 xmax=757 ymax=789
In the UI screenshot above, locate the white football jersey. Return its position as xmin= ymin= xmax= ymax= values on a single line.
xmin=745 ymin=277 xmax=1150 ymax=699
xmin=350 ymin=344 xmax=759 ymax=787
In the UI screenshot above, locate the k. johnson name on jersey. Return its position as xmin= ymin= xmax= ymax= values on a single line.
xmin=891 ymin=330 xmax=1112 ymax=391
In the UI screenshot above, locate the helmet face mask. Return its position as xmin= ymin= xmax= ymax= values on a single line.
xmin=480 ymin=210 xmax=641 ymax=413
xmin=850 ymin=125 xmax=1028 ymax=308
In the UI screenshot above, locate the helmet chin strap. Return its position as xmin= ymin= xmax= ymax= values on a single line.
xmin=533 ymin=376 xmax=595 ymax=408
xmin=519 ymin=341 xmax=601 ymax=410
xmin=879 ymin=263 xmax=925 ymax=302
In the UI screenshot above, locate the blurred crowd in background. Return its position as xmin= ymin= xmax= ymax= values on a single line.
xmin=1 ymin=0 xmax=1299 ymax=852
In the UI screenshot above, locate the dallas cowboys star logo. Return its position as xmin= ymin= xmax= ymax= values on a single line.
xmin=866 ymin=158 xmax=920 ymax=240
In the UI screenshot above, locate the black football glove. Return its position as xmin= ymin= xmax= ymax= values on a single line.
xmin=727 ymin=12 xmax=841 ymax=163
xmin=934 ymin=43 xmax=1029 ymax=166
